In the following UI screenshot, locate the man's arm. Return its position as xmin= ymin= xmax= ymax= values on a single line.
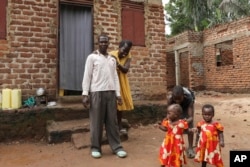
xmin=82 ymin=54 xmax=93 ymax=96
xmin=114 ymin=58 xmax=121 ymax=97
xmin=218 ymin=131 xmax=225 ymax=147
xmin=195 ymin=127 xmax=201 ymax=146
xmin=166 ymin=91 xmax=173 ymax=105
xmin=186 ymin=102 xmax=194 ymax=124
xmin=82 ymin=55 xmax=93 ymax=107
xmin=82 ymin=95 xmax=89 ymax=108
xmin=113 ymin=57 xmax=122 ymax=105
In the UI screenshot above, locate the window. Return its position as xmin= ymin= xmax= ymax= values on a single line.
xmin=0 ymin=0 xmax=7 ymax=39
xmin=215 ymin=40 xmax=233 ymax=67
xmin=121 ymin=0 xmax=145 ymax=46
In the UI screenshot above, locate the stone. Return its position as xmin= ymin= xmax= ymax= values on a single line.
xmin=71 ymin=132 xmax=90 ymax=149
xmin=46 ymin=119 xmax=90 ymax=144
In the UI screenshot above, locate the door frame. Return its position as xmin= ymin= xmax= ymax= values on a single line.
xmin=56 ymin=0 xmax=94 ymax=97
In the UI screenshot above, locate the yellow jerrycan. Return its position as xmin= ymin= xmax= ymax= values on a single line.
xmin=2 ymin=88 xmax=11 ymax=109
xmin=11 ymin=89 xmax=22 ymax=109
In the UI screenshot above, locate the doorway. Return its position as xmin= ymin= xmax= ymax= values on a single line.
xmin=59 ymin=3 xmax=93 ymax=95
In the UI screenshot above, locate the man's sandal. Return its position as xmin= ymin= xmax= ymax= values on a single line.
xmin=116 ymin=150 xmax=127 ymax=158
xmin=91 ymin=151 xmax=102 ymax=158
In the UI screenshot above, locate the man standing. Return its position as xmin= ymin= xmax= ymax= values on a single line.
xmin=82 ymin=34 xmax=127 ymax=159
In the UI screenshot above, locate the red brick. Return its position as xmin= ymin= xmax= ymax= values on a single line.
xmin=0 ymin=0 xmax=168 ymax=100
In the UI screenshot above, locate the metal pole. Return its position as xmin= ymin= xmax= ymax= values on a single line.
xmin=175 ymin=50 xmax=180 ymax=85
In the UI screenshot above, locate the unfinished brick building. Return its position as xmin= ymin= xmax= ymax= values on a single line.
xmin=166 ymin=17 xmax=250 ymax=93
xmin=0 ymin=0 xmax=167 ymax=101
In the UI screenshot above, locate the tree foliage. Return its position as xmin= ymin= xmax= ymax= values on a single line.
xmin=165 ymin=0 xmax=250 ymax=36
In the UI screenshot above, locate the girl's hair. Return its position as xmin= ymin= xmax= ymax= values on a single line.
xmin=172 ymin=85 xmax=184 ymax=97
xmin=202 ymin=104 xmax=215 ymax=114
xmin=171 ymin=104 xmax=183 ymax=115
xmin=119 ymin=40 xmax=133 ymax=48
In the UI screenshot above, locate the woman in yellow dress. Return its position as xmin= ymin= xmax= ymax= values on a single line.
xmin=110 ymin=40 xmax=134 ymax=134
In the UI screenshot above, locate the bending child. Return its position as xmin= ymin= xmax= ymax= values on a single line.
xmin=158 ymin=104 xmax=190 ymax=167
xmin=167 ymin=85 xmax=195 ymax=158
xmin=194 ymin=104 xmax=225 ymax=167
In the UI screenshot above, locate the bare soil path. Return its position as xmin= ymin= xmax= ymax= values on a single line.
xmin=1 ymin=92 xmax=250 ymax=167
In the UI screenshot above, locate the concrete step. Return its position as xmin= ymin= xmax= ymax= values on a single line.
xmin=0 ymin=99 xmax=166 ymax=142
xmin=71 ymin=132 xmax=90 ymax=149
xmin=46 ymin=118 xmax=130 ymax=147
xmin=46 ymin=119 xmax=90 ymax=144
xmin=57 ymin=96 xmax=82 ymax=104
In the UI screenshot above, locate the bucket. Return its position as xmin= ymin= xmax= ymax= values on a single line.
xmin=11 ymin=89 xmax=22 ymax=109
xmin=2 ymin=89 xmax=11 ymax=109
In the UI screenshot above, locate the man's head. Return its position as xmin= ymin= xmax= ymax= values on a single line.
xmin=172 ymin=85 xmax=184 ymax=104
xmin=98 ymin=34 xmax=109 ymax=55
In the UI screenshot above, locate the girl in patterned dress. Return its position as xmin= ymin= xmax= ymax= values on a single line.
xmin=194 ymin=104 xmax=225 ymax=167
xmin=158 ymin=104 xmax=189 ymax=167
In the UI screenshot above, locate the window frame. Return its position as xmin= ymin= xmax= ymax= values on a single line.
xmin=0 ymin=0 xmax=7 ymax=39
xmin=121 ymin=1 xmax=145 ymax=46
xmin=215 ymin=40 xmax=233 ymax=67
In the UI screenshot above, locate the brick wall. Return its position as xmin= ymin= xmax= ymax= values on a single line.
xmin=166 ymin=17 xmax=250 ymax=93
xmin=93 ymin=0 xmax=120 ymax=50
xmin=81 ymin=0 xmax=167 ymax=100
xmin=203 ymin=17 xmax=250 ymax=92
xmin=129 ymin=3 xmax=167 ymax=100
xmin=0 ymin=0 xmax=167 ymax=101
xmin=0 ymin=0 xmax=57 ymax=100
xmin=166 ymin=31 xmax=204 ymax=90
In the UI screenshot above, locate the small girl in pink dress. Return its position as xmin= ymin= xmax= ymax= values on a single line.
xmin=194 ymin=104 xmax=225 ymax=167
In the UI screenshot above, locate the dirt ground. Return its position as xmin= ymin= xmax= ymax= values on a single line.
xmin=0 ymin=92 xmax=250 ymax=167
